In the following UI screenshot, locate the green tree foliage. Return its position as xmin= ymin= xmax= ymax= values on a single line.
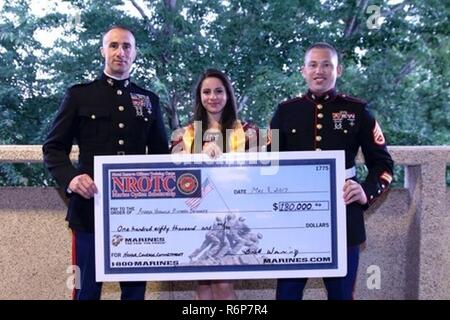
xmin=0 ymin=1 xmax=59 ymax=185
xmin=0 ymin=0 xmax=449 ymax=186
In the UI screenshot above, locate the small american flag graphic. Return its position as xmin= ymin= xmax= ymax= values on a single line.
xmin=185 ymin=177 xmax=214 ymax=210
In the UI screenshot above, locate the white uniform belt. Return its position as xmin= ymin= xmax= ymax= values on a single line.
xmin=346 ymin=166 xmax=356 ymax=179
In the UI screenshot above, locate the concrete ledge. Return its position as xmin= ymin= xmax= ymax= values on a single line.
xmin=2 ymin=187 xmax=445 ymax=299
xmin=0 ymin=145 xmax=79 ymax=163
xmin=0 ymin=145 xmax=449 ymax=299
xmin=1 ymin=145 xmax=450 ymax=165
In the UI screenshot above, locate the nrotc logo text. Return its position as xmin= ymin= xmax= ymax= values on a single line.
xmin=110 ymin=170 xmax=202 ymax=199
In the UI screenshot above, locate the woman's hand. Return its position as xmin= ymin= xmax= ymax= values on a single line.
xmin=202 ymin=142 xmax=222 ymax=158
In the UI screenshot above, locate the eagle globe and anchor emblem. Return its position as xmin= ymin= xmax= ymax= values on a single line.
xmin=177 ymin=173 xmax=199 ymax=195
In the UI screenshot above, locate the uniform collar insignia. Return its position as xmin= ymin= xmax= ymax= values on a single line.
xmin=306 ymin=88 xmax=337 ymax=102
xmin=102 ymin=73 xmax=131 ymax=89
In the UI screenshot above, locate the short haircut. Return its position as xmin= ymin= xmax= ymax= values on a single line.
xmin=304 ymin=42 xmax=340 ymax=63
xmin=102 ymin=25 xmax=136 ymax=45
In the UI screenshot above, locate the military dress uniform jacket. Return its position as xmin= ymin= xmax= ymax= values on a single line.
xmin=43 ymin=73 xmax=169 ymax=232
xmin=270 ymin=89 xmax=393 ymax=246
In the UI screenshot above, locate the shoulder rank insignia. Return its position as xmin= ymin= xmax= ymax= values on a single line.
xmin=373 ymin=121 xmax=386 ymax=145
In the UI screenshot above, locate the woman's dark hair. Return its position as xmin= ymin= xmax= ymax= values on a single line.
xmin=192 ymin=68 xmax=238 ymax=153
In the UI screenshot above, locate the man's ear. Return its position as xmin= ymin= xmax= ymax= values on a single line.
xmin=132 ymin=47 xmax=138 ymax=62
xmin=337 ymin=64 xmax=343 ymax=77
xmin=300 ymin=65 xmax=306 ymax=79
xmin=100 ymin=46 xmax=105 ymax=58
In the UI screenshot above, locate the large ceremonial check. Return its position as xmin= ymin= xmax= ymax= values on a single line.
xmin=94 ymin=151 xmax=347 ymax=282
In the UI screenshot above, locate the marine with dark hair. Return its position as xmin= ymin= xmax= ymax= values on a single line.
xmin=271 ymin=42 xmax=394 ymax=300
xmin=171 ymin=68 xmax=259 ymax=300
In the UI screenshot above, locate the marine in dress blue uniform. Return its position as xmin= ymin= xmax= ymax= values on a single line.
xmin=43 ymin=26 xmax=169 ymax=300
xmin=270 ymin=43 xmax=394 ymax=300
